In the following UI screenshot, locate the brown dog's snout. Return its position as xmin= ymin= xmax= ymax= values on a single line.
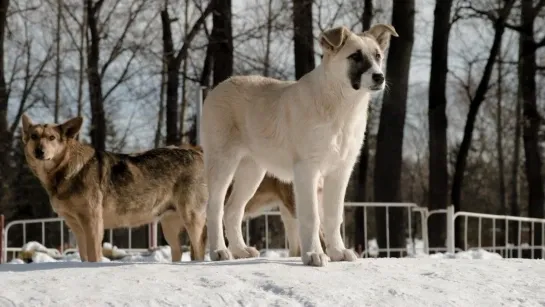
xmin=34 ymin=147 xmax=44 ymax=159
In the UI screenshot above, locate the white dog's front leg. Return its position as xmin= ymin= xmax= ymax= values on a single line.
xmin=293 ymin=163 xmax=329 ymax=266
xmin=322 ymin=165 xmax=358 ymax=262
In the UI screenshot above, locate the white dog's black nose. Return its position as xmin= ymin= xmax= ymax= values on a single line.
xmin=372 ymin=73 xmax=384 ymax=84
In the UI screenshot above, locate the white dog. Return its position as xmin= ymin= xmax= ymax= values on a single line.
xmin=200 ymin=24 xmax=398 ymax=266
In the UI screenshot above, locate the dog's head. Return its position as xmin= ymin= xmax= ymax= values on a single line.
xmin=319 ymin=24 xmax=398 ymax=92
xmin=21 ymin=114 xmax=83 ymax=162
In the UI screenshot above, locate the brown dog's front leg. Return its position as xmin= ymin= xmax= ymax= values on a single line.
xmin=80 ymin=211 xmax=104 ymax=262
xmin=64 ymin=215 xmax=88 ymax=262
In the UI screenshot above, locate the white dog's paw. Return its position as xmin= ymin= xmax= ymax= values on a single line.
xmin=210 ymin=249 xmax=233 ymax=261
xmin=302 ymin=252 xmax=330 ymax=267
xmin=326 ymin=247 xmax=358 ymax=262
xmin=229 ymin=246 xmax=260 ymax=259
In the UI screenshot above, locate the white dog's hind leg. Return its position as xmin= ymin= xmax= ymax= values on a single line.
xmin=293 ymin=163 xmax=329 ymax=266
xmin=224 ymin=157 xmax=265 ymax=259
xmin=322 ymin=165 xmax=358 ymax=262
xmin=205 ymin=152 xmax=241 ymax=261
xmin=279 ymin=204 xmax=300 ymax=257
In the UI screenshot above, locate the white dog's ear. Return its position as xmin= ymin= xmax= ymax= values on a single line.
xmin=362 ymin=23 xmax=399 ymax=51
xmin=59 ymin=116 xmax=83 ymax=139
xmin=319 ymin=26 xmax=350 ymax=53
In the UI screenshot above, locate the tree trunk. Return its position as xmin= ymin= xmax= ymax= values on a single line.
xmin=0 ymin=0 xmax=10 ymax=207
xmin=292 ymin=0 xmax=314 ymax=80
xmin=86 ymin=0 xmax=107 ymax=153
xmin=155 ymin=58 xmax=167 ymax=148
xmin=179 ymin=0 xmax=190 ymax=142
xmin=212 ymin=0 xmax=233 ymax=87
xmin=427 ymin=0 xmax=453 ymax=249
xmin=374 ymin=0 xmax=415 ymax=256
xmin=519 ymin=0 xmax=544 ymax=258
xmin=354 ymin=0 xmax=374 ymax=257
xmin=509 ymin=75 xmax=522 ymax=249
xmin=450 ymin=0 xmax=514 ymax=249
xmin=161 ymin=9 xmax=179 ymax=146
xmin=162 ymin=2 xmax=213 ymax=146
xmin=76 ymin=1 xmax=87 ymax=131
xmin=496 ymin=49 xmax=507 ymax=247
xmin=54 ymin=0 xmax=62 ymax=123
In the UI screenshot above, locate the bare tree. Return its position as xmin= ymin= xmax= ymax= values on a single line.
xmin=518 ymin=0 xmax=544 ymax=258
xmin=427 ymin=0 xmax=453 ymax=248
xmin=161 ymin=0 xmax=213 ymax=146
xmin=374 ymin=0 xmax=415 ymax=255
xmin=54 ymin=0 xmax=62 ymax=122
xmin=0 ymin=0 xmax=10 ymax=208
xmin=212 ymin=0 xmax=233 ymax=86
xmin=353 ymin=0 xmax=373 ymax=256
xmin=450 ymin=0 xmax=515 ymax=249
xmin=293 ymin=0 xmax=314 ymax=79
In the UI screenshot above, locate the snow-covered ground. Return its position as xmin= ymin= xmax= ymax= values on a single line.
xmin=2 ymin=242 xmax=545 ymax=306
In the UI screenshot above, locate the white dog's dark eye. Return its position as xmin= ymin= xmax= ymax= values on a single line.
xmin=348 ymin=52 xmax=363 ymax=62
xmin=375 ymin=52 xmax=381 ymax=60
xmin=49 ymin=135 xmax=55 ymax=141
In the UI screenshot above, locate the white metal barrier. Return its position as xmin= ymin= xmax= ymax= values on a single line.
xmin=6 ymin=203 xmax=545 ymax=263
xmin=2 ymin=217 xmax=156 ymax=263
xmin=241 ymin=202 xmax=428 ymax=258
xmin=446 ymin=205 xmax=545 ymax=258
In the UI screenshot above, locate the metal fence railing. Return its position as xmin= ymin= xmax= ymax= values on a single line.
xmin=4 ymin=204 xmax=545 ymax=263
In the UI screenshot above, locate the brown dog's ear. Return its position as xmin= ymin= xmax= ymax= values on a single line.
xmin=59 ymin=116 xmax=83 ymax=139
xmin=319 ymin=26 xmax=350 ymax=53
xmin=22 ymin=113 xmax=34 ymax=134
xmin=362 ymin=23 xmax=399 ymax=51
xmin=21 ymin=113 xmax=34 ymax=143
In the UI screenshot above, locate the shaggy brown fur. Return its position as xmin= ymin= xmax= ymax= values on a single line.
xmin=21 ymin=114 xmax=207 ymax=262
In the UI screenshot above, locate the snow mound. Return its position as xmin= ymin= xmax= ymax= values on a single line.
xmin=430 ymin=249 xmax=503 ymax=260
xmin=1 ymin=258 xmax=544 ymax=306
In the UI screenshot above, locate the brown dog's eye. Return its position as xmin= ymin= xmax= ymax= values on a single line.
xmin=49 ymin=135 xmax=56 ymax=141
xmin=31 ymin=134 xmax=38 ymax=140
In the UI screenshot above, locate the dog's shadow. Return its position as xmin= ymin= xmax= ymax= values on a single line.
xmin=0 ymin=257 xmax=307 ymax=273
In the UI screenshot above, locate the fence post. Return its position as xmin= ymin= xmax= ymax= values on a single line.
xmin=0 ymin=214 xmax=4 ymax=264
xmin=149 ymin=222 xmax=158 ymax=249
xmin=446 ymin=205 xmax=455 ymax=254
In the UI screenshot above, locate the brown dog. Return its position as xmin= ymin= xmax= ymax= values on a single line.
xmin=21 ymin=114 xmax=208 ymax=262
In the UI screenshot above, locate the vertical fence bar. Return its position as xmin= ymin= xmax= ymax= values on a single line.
xmin=23 ymin=223 xmax=26 ymax=245
xmin=246 ymin=220 xmax=250 ymax=245
xmin=464 ymin=216 xmax=468 ymax=251
xmin=265 ymin=215 xmax=269 ymax=251
xmin=492 ymin=218 xmax=496 ymax=252
xmin=518 ymin=220 xmax=522 ymax=258
xmin=109 ymin=229 xmax=113 ymax=245
xmin=60 ymin=220 xmax=64 ymax=254
xmin=542 ymin=222 xmax=545 ymax=258
xmin=364 ymin=206 xmax=368 ymax=258
xmin=407 ymin=207 xmax=413 ymax=255
xmin=42 ymin=222 xmax=45 ymax=246
xmin=0 ymin=215 xmax=4 ymax=264
xmin=531 ymin=222 xmax=535 ymax=259
xmin=386 ymin=207 xmax=390 ymax=258
xmin=505 ymin=219 xmax=510 ymax=258
xmin=128 ymin=228 xmax=132 ymax=250
xmin=446 ymin=205 xmax=455 ymax=254
xmin=478 ymin=217 xmax=482 ymax=248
